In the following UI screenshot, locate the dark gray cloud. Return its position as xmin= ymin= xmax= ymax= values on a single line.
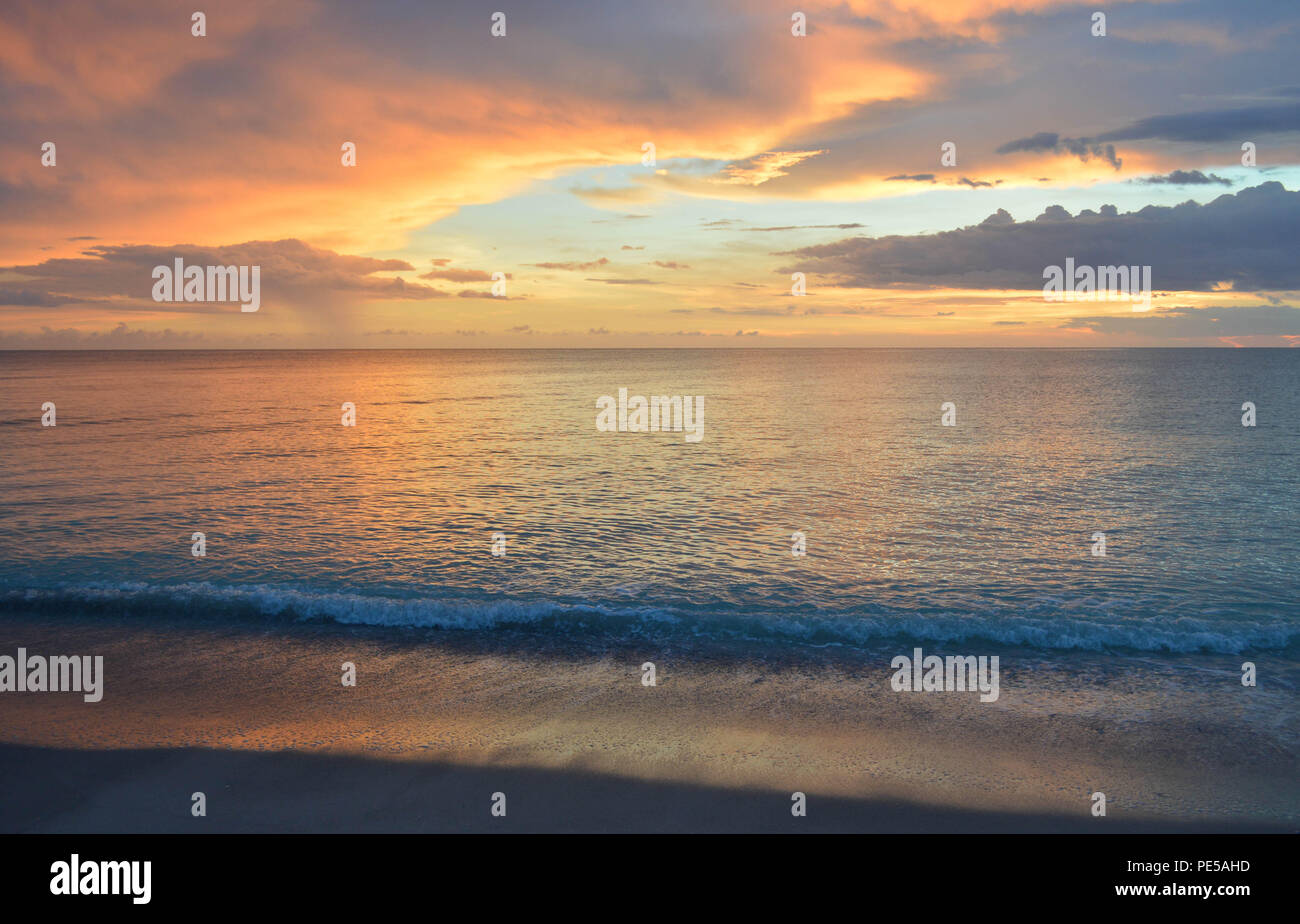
xmin=1135 ymin=170 xmax=1233 ymax=186
xmin=997 ymin=102 xmax=1300 ymax=172
xmin=778 ymin=182 xmax=1300 ymax=292
xmin=996 ymin=132 xmax=1121 ymax=169
xmin=0 ymin=322 xmax=210 ymax=348
xmin=1094 ymin=102 xmax=1300 ymax=144
xmin=420 ymin=262 xmax=510 ymax=282
xmin=0 ymin=288 xmax=82 ymax=307
xmin=457 ymin=289 xmax=517 ymax=299
xmin=1063 ymin=304 xmax=1300 ymax=337
xmin=885 ymin=174 xmax=998 ymax=188
xmin=0 ymin=239 xmax=443 ymax=311
xmin=739 ymin=223 xmax=867 ymax=232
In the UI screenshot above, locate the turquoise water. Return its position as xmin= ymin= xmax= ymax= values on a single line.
xmin=1 ymin=348 xmax=1297 ymax=655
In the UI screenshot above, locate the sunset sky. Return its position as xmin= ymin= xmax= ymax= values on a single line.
xmin=2 ymin=0 xmax=1298 ymax=347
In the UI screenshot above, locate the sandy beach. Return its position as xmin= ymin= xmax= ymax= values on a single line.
xmin=2 ymin=612 xmax=1294 ymax=833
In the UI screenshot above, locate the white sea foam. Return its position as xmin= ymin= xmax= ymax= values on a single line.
xmin=4 ymin=582 xmax=1297 ymax=655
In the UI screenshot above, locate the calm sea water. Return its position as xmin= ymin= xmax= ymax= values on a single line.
xmin=1 ymin=349 xmax=1297 ymax=656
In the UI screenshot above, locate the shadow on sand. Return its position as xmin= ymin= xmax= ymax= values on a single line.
xmin=1 ymin=743 xmax=1292 ymax=834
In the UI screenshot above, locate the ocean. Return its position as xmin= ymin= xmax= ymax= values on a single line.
xmin=1 ymin=348 xmax=1297 ymax=656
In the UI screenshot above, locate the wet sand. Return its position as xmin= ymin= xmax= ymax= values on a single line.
xmin=1 ymin=614 xmax=1296 ymax=833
